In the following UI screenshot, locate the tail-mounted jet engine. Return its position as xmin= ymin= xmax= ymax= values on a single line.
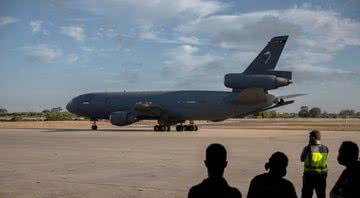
xmin=224 ymin=74 xmax=292 ymax=90
xmin=110 ymin=111 xmax=138 ymax=126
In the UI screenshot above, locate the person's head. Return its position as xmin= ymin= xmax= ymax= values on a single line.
xmin=309 ymin=129 xmax=321 ymax=144
xmin=265 ymin=152 xmax=288 ymax=177
xmin=204 ymin=143 xmax=228 ymax=178
xmin=337 ymin=141 xmax=359 ymax=167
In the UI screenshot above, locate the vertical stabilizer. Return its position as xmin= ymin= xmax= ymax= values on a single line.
xmin=243 ymin=36 xmax=288 ymax=75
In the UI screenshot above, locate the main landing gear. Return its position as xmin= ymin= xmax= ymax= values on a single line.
xmin=175 ymin=124 xmax=198 ymax=132
xmin=153 ymin=124 xmax=198 ymax=132
xmin=154 ymin=125 xmax=171 ymax=132
xmin=153 ymin=123 xmax=198 ymax=132
xmin=91 ymin=120 xmax=98 ymax=130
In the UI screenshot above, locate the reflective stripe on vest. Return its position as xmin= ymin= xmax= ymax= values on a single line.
xmin=304 ymin=152 xmax=328 ymax=173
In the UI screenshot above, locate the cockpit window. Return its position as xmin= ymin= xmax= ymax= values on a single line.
xmin=77 ymin=94 xmax=95 ymax=102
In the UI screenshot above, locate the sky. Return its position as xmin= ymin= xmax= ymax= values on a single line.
xmin=0 ymin=0 xmax=359 ymax=113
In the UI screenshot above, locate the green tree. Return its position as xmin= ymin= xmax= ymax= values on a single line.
xmin=321 ymin=111 xmax=328 ymax=118
xmin=50 ymin=107 xmax=63 ymax=113
xmin=356 ymin=112 xmax=360 ymax=118
xmin=309 ymin=107 xmax=321 ymax=118
xmin=338 ymin=109 xmax=356 ymax=118
xmin=45 ymin=112 xmax=74 ymax=121
xmin=0 ymin=108 xmax=8 ymax=115
xmin=42 ymin=109 xmax=50 ymax=113
xmin=298 ymin=106 xmax=309 ymax=118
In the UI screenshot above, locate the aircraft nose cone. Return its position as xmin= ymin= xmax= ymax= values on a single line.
xmin=66 ymin=99 xmax=75 ymax=113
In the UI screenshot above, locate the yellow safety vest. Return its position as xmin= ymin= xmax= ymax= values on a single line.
xmin=304 ymin=145 xmax=328 ymax=174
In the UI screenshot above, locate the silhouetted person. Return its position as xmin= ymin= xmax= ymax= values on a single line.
xmin=188 ymin=143 xmax=242 ymax=198
xmin=247 ymin=152 xmax=297 ymax=198
xmin=301 ymin=130 xmax=329 ymax=198
xmin=330 ymin=141 xmax=360 ymax=198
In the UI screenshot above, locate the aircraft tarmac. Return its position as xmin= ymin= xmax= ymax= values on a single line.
xmin=0 ymin=127 xmax=359 ymax=198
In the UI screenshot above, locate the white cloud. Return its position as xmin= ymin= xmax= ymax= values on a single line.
xmin=66 ymin=54 xmax=79 ymax=64
xmin=21 ymin=44 xmax=62 ymax=61
xmin=287 ymin=64 xmax=351 ymax=74
xmin=182 ymin=45 xmax=199 ymax=54
xmin=138 ymin=30 xmax=202 ymax=45
xmin=138 ymin=31 xmax=162 ymax=41
xmin=61 ymin=26 xmax=86 ymax=41
xmin=81 ymin=46 xmax=95 ymax=52
xmin=0 ymin=16 xmax=18 ymax=26
xmin=176 ymin=6 xmax=360 ymax=51
xmin=30 ymin=20 xmax=42 ymax=33
xmin=75 ymin=0 xmax=226 ymax=22
xmin=172 ymin=5 xmax=360 ymax=83
xmin=178 ymin=36 xmax=200 ymax=45
xmin=165 ymin=44 xmax=223 ymax=73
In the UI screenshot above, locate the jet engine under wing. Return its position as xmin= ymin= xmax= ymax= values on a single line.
xmin=134 ymin=102 xmax=168 ymax=116
xmin=231 ymin=88 xmax=267 ymax=104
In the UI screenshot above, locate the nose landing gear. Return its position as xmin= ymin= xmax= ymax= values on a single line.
xmin=91 ymin=120 xmax=98 ymax=130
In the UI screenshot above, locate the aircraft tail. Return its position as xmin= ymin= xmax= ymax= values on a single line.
xmin=243 ymin=35 xmax=291 ymax=79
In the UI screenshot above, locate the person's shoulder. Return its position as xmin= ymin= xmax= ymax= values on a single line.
xmin=280 ymin=177 xmax=296 ymax=190
xmin=228 ymin=186 xmax=242 ymax=198
xmin=189 ymin=181 xmax=205 ymax=191
xmin=249 ymin=173 xmax=268 ymax=185
xmin=320 ymin=144 xmax=329 ymax=152
xmin=252 ymin=173 xmax=267 ymax=180
xmin=188 ymin=180 xmax=206 ymax=196
xmin=303 ymin=145 xmax=309 ymax=149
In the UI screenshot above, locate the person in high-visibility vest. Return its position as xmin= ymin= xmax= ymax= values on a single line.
xmin=300 ymin=129 xmax=329 ymax=198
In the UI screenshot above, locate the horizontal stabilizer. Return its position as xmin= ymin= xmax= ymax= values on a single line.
xmin=261 ymin=100 xmax=294 ymax=111
xmin=274 ymin=93 xmax=306 ymax=103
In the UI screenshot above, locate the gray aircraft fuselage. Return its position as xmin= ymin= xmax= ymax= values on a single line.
xmin=66 ymin=90 xmax=274 ymax=121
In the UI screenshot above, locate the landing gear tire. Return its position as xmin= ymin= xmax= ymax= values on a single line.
xmin=183 ymin=125 xmax=198 ymax=131
xmin=154 ymin=125 xmax=169 ymax=132
xmin=91 ymin=125 xmax=98 ymax=130
xmin=176 ymin=125 xmax=184 ymax=132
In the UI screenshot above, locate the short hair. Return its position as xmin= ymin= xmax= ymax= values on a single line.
xmin=266 ymin=151 xmax=288 ymax=170
xmin=206 ymin=143 xmax=227 ymax=163
xmin=340 ymin=141 xmax=359 ymax=161
xmin=309 ymin=129 xmax=321 ymax=140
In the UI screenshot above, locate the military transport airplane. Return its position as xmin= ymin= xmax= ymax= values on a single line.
xmin=66 ymin=35 xmax=303 ymax=131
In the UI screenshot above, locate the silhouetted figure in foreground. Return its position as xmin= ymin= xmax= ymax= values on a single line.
xmin=301 ymin=130 xmax=329 ymax=198
xmin=247 ymin=152 xmax=297 ymax=198
xmin=330 ymin=141 xmax=360 ymax=198
xmin=188 ymin=143 xmax=242 ymax=198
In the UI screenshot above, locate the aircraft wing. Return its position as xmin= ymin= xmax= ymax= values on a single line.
xmin=134 ymin=102 xmax=168 ymax=116
xmin=231 ymin=88 xmax=267 ymax=104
